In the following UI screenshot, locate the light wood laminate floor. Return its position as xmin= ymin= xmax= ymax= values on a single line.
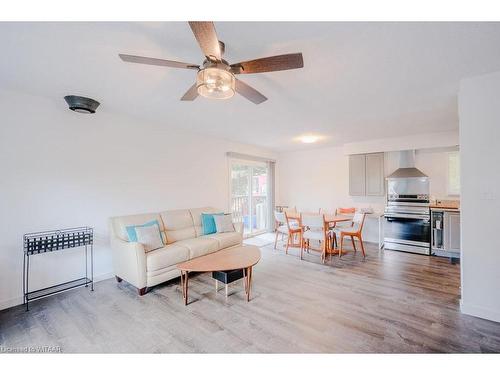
xmin=1 ymin=237 xmax=500 ymax=353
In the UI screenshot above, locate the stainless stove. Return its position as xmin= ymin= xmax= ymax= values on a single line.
xmin=384 ymin=196 xmax=431 ymax=255
xmin=384 ymin=166 xmax=431 ymax=255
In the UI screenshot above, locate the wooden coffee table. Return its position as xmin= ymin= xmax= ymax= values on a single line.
xmin=176 ymin=245 xmax=261 ymax=305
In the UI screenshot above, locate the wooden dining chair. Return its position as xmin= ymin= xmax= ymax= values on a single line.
xmin=274 ymin=211 xmax=286 ymax=248
xmin=336 ymin=206 xmax=355 ymax=219
xmin=331 ymin=207 xmax=356 ymax=243
xmin=274 ymin=211 xmax=301 ymax=253
xmin=283 ymin=206 xmax=297 ymax=214
xmin=336 ymin=207 xmax=356 ymax=215
xmin=283 ymin=206 xmax=299 ymax=225
xmin=300 ymin=213 xmax=331 ymax=263
xmin=319 ymin=207 xmax=354 ymax=248
xmin=317 ymin=209 xmax=334 ymax=248
xmin=332 ymin=212 xmax=367 ymax=258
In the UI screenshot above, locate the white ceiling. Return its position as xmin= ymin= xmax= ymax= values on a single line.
xmin=1 ymin=22 xmax=500 ymax=151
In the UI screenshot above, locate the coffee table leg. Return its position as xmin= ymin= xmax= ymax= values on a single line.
xmin=247 ymin=267 xmax=253 ymax=302
xmin=242 ymin=268 xmax=247 ymax=297
xmin=180 ymin=270 xmax=189 ymax=305
xmin=242 ymin=267 xmax=253 ymax=302
xmin=180 ymin=271 xmax=184 ymax=299
xmin=185 ymin=271 xmax=189 ymax=305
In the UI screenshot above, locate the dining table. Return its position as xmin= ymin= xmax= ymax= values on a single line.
xmin=285 ymin=212 xmax=353 ymax=255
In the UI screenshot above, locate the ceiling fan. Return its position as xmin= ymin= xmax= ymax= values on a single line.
xmin=119 ymin=22 xmax=304 ymax=104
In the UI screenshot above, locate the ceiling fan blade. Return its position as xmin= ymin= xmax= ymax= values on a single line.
xmin=231 ymin=53 xmax=304 ymax=74
xmin=119 ymin=54 xmax=199 ymax=70
xmin=188 ymin=21 xmax=221 ymax=61
xmin=180 ymin=83 xmax=199 ymax=101
xmin=235 ymin=79 xmax=267 ymax=104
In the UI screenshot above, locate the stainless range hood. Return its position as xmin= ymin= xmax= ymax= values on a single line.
xmin=387 ymin=150 xmax=428 ymax=179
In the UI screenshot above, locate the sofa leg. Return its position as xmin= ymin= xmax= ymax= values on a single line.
xmin=138 ymin=287 xmax=148 ymax=296
xmin=115 ymin=275 xmax=123 ymax=283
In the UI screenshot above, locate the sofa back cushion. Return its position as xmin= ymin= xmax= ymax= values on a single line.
xmin=110 ymin=213 xmax=164 ymax=242
xmin=160 ymin=209 xmax=196 ymax=244
xmin=189 ymin=207 xmax=220 ymax=237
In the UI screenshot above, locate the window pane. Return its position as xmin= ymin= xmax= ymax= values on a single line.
xmin=231 ymin=162 xmax=269 ymax=235
xmin=231 ymin=164 xmax=250 ymax=233
xmin=252 ymin=166 xmax=268 ymax=231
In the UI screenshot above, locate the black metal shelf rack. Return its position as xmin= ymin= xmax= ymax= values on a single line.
xmin=23 ymin=227 xmax=94 ymax=311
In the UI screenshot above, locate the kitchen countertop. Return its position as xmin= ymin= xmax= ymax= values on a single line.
xmin=429 ymin=199 xmax=460 ymax=212
xmin=429 ymin=206 xmax=460 ymax=212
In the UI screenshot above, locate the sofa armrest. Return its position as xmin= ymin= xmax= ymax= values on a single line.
xmin=233 ymin=221 xmax=244 ymax=235
xmin=110 ymin=237 xmax=147 ymax=289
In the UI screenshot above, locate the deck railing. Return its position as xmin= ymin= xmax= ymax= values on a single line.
xmin=231 ymin=195 xmax=268 ymax=232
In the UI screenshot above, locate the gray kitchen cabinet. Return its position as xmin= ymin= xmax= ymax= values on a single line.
xmin=444 ymin=211 xmax=461 ymax=252
xmin=349 ymin=154 xmax=366 ymax=196
xmin=349 ymin=152 xmax=384 ymax=196
xmin=365 ymin=153 xmax=385 ymax=196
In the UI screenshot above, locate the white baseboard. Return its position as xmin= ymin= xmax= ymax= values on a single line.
xmin=0 ymin=272 xmax=114 ymax=312
xmin=0 ymin=296 xmax=24 ymax=311
xmin=94 ymin=272 xmax=114 ymax=283
xmin=460 ymin=299 xmax=500 ymax=323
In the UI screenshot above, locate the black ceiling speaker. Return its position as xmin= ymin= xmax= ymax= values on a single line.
xmin=64 ymin=95 xmax=100 ymax=114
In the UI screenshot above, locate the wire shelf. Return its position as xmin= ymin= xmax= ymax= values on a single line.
xmin=24 ymin=227 xmax=93 ymax=255
xmin=23 ymin=226 xmax=94 ymax=311
xmin=26 ymin=277 xmax=93 ymax=301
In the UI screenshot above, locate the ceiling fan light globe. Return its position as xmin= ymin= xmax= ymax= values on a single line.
xmin=196 ymin=67 xmax=235 ymax=100
xmin=73 ymin=108 xmax=93 ymax=114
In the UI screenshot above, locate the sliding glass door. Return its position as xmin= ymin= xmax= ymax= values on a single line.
xmin=230 ymin=160 xmax=268 ymax=236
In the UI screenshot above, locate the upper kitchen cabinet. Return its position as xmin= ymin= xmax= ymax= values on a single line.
xmin=349 ymin=154 xmax=366 ymax=196
xmin=365 ymin=153 xmax=385 ymax=196
xmin=349 ymin=153 xmax=385 ymax=196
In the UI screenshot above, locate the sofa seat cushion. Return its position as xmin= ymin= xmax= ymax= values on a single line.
xmin=146 ymin=244 xmax=190 ymax=272
xmin=205 ymin=232 xmax=242 ymax=249
xmin=175 ymin=237 xmax=219 ymax=258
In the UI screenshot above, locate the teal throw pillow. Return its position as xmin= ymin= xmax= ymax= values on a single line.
xmin=201 ymin=213 xmax=224 ymax=235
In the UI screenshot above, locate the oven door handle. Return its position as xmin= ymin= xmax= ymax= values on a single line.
xmin=385 ymin=213 xmax=430 ymax=220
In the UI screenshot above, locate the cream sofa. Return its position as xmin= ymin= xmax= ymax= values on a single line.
xmin=109 ymin=207 xmax=243 ymax=295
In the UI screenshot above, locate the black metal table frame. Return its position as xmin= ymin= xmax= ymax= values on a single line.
xmin=23 ymin=227 xmax=94 ymax=311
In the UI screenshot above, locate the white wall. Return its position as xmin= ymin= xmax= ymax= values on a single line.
xmin=277 ymin=144 xmax=459 ymax=243
xmin=343 ymin=130 xmax=459 ymax=155
xmin=0 ymin=88 xmax=276 ymax=310
xmin=459 ymin=71 xmax=500 ymax=322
